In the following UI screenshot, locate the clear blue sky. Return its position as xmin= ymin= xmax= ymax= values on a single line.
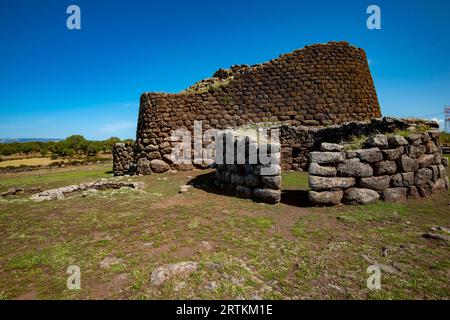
xmin=0 ymin=0 xmax=449 ymax=139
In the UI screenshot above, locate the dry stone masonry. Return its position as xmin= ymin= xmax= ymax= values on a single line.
xmin=214 ymin=133 xmax=282 ymax=204
xmin=114 ymin=41 xmax=381 ymax=176
xmin=308 ymin=131 xmax=449 ymax=206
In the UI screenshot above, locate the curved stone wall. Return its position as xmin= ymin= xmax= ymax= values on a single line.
xmin=127 ymin=41 xmax=380 ymax=174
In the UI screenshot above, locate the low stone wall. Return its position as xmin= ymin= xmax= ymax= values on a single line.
xmin=308 ymin=131 xmax=449 ymax=206
xmin=112 ymin=142 xmax=135 ymax=176
xmin=214 ymin=133 xmax=282 ymax=204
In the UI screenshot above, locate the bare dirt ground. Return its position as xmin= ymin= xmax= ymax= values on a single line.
xmin=0 ymin=162 xmax=449 ymax=300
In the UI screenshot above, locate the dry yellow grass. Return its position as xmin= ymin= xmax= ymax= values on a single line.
xmin=0 ymin=157 xmax=64 ymax=168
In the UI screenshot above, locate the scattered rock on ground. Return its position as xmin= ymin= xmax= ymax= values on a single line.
xmin=150 ymin=261 xmax=198 ymax=286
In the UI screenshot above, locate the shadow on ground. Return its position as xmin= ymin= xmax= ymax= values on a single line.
xmin=187 ymin=171 xmax=311 ymax=207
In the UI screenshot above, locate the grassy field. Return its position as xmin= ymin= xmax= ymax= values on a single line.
xmin=0 ymin=162 xmax=449 ymax=300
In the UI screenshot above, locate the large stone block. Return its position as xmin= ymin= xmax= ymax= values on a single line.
xmin=150 ymin=159 xmax=170 ymax=173
xmin=347 ymin=148 xmax=383 ymax=163
xmin=387 ymin=135 xmax=408 ymax=147
xmin=309 ymin=163 xmax=337 ymax=177
xmin=310 ymin=152 xmax=345 ymax=164
xmin=373 ymin=160 xmax=397 ymax=175
xmin=365 ymin=134 xmax=388 ymax=148
xmin=253 ymin=188 xmax=281 ymax=204
xmin=398 ymin=155 xmax=419 ymax=172
xmin=337 ymin=158 xmax=373 ymax=177
xmin=344 ymin=188 xmax=380 ymax=205
xmin=309 ymin=190 xmax=343 ymax=206
xmin=382 ymin=188 xmax=408 ymax=202
xmin=359 ymin=175 xmax=391 ymax=191
xmin=415 ymin=168 xmax=433 ymax=185
xmin=382 ymin=147 xmax=404 ymax=161
xmin=309 ymin=175 xmax=355 ymax=191
xmin=320 ymin=143 xmax=343 ymax=152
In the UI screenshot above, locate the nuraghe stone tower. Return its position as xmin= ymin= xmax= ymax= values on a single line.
xmin=113 ymin=41 xmax=381 ymax=175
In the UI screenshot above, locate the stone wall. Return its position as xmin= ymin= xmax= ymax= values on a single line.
xmin=119 ymin=41 xmax=381 ymax=175
xmin=214 ymin=133 xmax=282 ymax=204
xmin=279 ymin=117 xmax=438 ymax=171
xmin=308 ymin=131 xmax=449 ymax=206
xmin=112 ymin=142 xmax=135 ymax=176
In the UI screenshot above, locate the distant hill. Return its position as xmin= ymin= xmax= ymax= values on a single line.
xmin=0 ymin=138 xmax=62 ymax=144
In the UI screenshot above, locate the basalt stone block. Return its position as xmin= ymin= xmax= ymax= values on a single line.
xmin=365 ymin=134 xmax=388 ymax=148
xmin=137 ymin=158 xmax=152 ymax=175
xmin=148 ymin=151 xmax=162 ymax=160
xmin=398 ymin=155 xmax=419 ymax=172
xmin=382 ymin=147 xmax=404 ymax=161
xmin=308 ymin=190 xmax=343 ymax=206
xmin=431 ymin=179 xmax=447 ymax=194
xmin=349 ymin=148 xmax=383 ymax=162
xmin=261 ymin=176 xmax=282 ymax=190
xmin=406 ymin=134 xmax=422 ymax=145
xmin=320 ymin=143 xmax=343 ymax=152
xmin=235 ymin=185 xmax=253 ymax=199
xmin=382 ymin=188 xmax=408 ymax=202
xmin=417 ymin=154 xmax=434 ymax=168
xmin=428 ymin=130 xmax=440 ymax=139
xmin=390 ymin=172 xmax=414 ymax=187
xmin=337 ymin=158 xmax=373 ymax=177
xmin=387 ymin=135 xmax=408 ymax=147
xmin=244 ymin=174 xmax=260 ymax=187
xmin=417 ymin=184 xmax=432 ymax=197
xmin=408 ymin=145 xmax=426 ymax=158
xmin=374 ymin=160 xmax=397 ymax=175
xmin=253 ymin=188 xmax=281 ymax=204
xmin=359 ymin=175 xmax=391 ymax=191
xmin=343 ymin=188 xmax=380 ymax=205
xmin=408 ymin=186 xmax=420 ymax=199
xmin=432 ymin=152 xmax=442 ymax=165
xmin=415 ymin=168 xmax=433 ymax=185
xmin=172 ymin=161 xmax=194 ymax=171
xmin=150 ymin=159 xmax=170 ymax=173
xmin=309 ymin=163 xmax=337 ymax=177
xmin=309 ymin=176 xmax=355 ymax=191
xmin=442 ymin=157 xmax=449 ymax=167
xmin=310 ymin=152 xmax=345 ymax=164
xmin=425 ymin=141 xmax=439 ymax=154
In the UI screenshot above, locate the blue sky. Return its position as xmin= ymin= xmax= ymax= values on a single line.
xmin=0 ymin=0 xmax=449 ymax=139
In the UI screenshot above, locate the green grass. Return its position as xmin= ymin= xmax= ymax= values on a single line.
xmin=0 ymin=163 xmax=449 ymax=300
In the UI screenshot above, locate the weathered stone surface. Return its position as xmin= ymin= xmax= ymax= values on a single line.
xmin=431 ymin=179 xmax=447 ymax=194
xmin=398 ymin=155 xmax=419 ymax=172
xmin=382 ymin=188 xmax=408 ymax=202
xmin=261 ymin=176 xmax=281 ymax=190
xmin=408 ymin=186 xmax=420 ymax=199
xmin=442 ymin=157 xmax=449 ymax=167
xmin=244 ymin=174 xmax=260 ymax=187
xmin=359 ymin=175 xmax=391 ymax=191
xmin=390 ymin=172 xmax=415 ymax=187
xmin=408 ymin=144 xmax=426 ymax=158
xmin=150 ymin=159 xmax=170 ymax=173
xmin=365 ymin=134 xmax=388 ymax=148
xmin=415 ymin=168 xmax=433 ymax=185
xmin=137 ymin=158 xmax=152 ymax=175
xmin=235 ymin=185 xmax=253 ymax=198
xmin=382 ymin=147 xmax=404 ymax=161
xmin=309 ymin=176 xmax=355 ymax=191
xmin=337 ymin=158 xmax=373 ymax=177
xmin=151 ymin=261 xmax=198 ymax=286
xmin=309 ymin=190 xmax=343 ymax=206
xmin=310 ymin=152 xmax=345 ymax=164
xmin=351 ymin=148 xmax=383 ymax=162
xmin=374 ymin=160 xmax=397 ymax=175
xmin=148 ymin=151 xmax=162 ymax=160
xmin=417 ymin=184 xmax=432 ymax=197
xmin=417 ymin=154 xmax=434 ymax=168
xmin=344 ymin=188 xmax=380 ymax=205
xmin=173 ymin=162 xmax=194 ymax=171
xmin=387 ymin=135 xmax=408 ymax=147
xmin=320 ymin=143 xmax=343 ymax=152
xmin=425 ymin=141 xmax=439 ymax=154
xmin=253 ymin=188 xmax=281 ymax=204
xmin=309 ymin=163 xmax=336 ymax=177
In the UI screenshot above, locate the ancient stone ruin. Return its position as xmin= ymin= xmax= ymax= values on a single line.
xmin=113 ymin=41 xmax=381 ymax=175
xmin=112 ymin=40 xmax=448 ymax=205
xmin=308 ymin=131 xmax=449 ymax=205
